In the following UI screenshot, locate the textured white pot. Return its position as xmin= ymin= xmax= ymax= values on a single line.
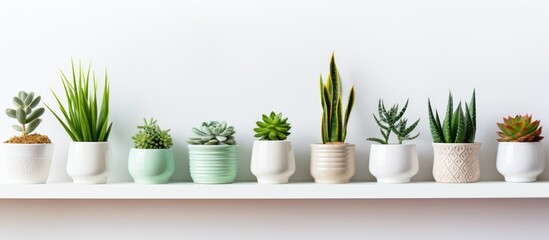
xmin=310 ymin=143 xmax=355 ymax=184
xmin=251 ymin=140 xmax=295 ymax=184
xmin=67 ymin=142 xmax=111 ymax=184
xmin=432 ymin=143 xmax=481 ymax=183
xmin=369 ymin=144 xmax=418 ymax=183
xmin=496 ymin=142 xmax=545 ymax=182
xmin=1 ymin=143 xmax=54 ymax=184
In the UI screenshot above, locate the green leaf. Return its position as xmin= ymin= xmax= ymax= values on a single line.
xmin=454 ymin=107 xmax=466 ymax=143
xmin=29 ymin=95 xmax=41 ymax=108
xmin=442 ymin=92 xmax=453 ymax=143
xmin=12 ymin=125 xmax=22 ymax=132
xmin=26 ymin=118 xmax=41 ymax=134
xmin=26 ymin=107 xmax=44 ymax=124
xmin=13 ymin=97 xmax=24 ymax=108
xmin=342 ymin=85 xmax=355 ymax=142
xmin=5 ymin=108 xmax=16 ymax=118
xmin=15 ymin=108 xmax=26 ymax=124
xmin=428 ymin=99 xmax=444 ymax=143
xmin=367 ymin=138 xmax=387 ymax=144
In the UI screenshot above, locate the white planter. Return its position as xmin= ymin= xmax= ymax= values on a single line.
xmin=251 ymin=140 xmax=295 ymax=184
xmin=67 ymin=142 xmax=111 ymax=184
xmin=496 ymin=142 xmax=545 ymax=182
xmin=1 ymin=143 xmax=54 ymax=184
xmin=432 ymin=143 xmax=481 ymax=183
xmin=369 ymin=144 xmax=418 ymax=183
xmin=310 ymin=143 xmax=355 ymax=184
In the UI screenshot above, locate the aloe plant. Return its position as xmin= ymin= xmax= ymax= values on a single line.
xmin=319 ymin=53 xmax=355 ymax=144
xmin=254 ymin=112 xmax=291 ymax=140
xmin=367 ymin=99 xmax=420 ymax=144
xmin=46 ymin=60 xmax=113 ymax=142
xmin=428 ymin=90 xmax=476 ymax=143
xmin=497 ymin=114 xmax=543 ymax=142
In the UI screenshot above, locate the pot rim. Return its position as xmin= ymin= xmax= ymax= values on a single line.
xmin=130 ymin=148 xmax=173 ymax=151
xmin=497 ymin=141 xmax=543 ymax=145
xmin=1 ymin=143 xmax=54 ymax=146
xmin=188 ymin=144 xmax=239 ymax=148
xmin=370 ymin=143 xmax=416 ymax=147
xmin=311 ymin=143 xmax=355 ymax=146
xmin=253 ymin=140 xmax=290 ymax=143
xmin=432 ymin=142 xmax=481 ymax=146
xmin=70 ymin=141 xmax=110 ymax=145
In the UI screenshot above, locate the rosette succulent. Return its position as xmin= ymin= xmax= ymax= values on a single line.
xmin=132 ymin=118 xmax=173 ymax=149
xmin=254 ymin=112 xmax=291 ymax=140
xmin=187 ymin=121 xmax=236 ymax=145
xmin=497 ymin=114 xmax=543 ymax=142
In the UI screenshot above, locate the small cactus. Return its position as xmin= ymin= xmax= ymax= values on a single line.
xmin=132 ymin=118 xmax=173 ymax=149
xmin=5 ymin=91 xmax=45 ymax=136
xmin=254 ymin=112 xmax=291 ymax=140
xmin=497 ymin=114 xmax=543 ymax=142
xmin=187 ymin=121 xmax=236 ymax=145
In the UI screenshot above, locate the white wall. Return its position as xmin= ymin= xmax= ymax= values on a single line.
xmin=2 ymin=0 xmax=549 ymax=239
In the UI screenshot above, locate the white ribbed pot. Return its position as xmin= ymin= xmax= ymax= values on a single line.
xmin=369 ymin=144 xmax=418 ymax=183
xmin=251 ymin=140 xmax=295 ymax=184
xmin=1 ymin=143 xmax=54 ymax=184
xmin=310 ymin=143 xmax=355 ymax=184
xmin=496 ymin=142 xmax=545 ymax=182
xmin=432 ymin=143 xmax=481 ymax=183
xmin=67 ymin=142 xmax=111 ymax=184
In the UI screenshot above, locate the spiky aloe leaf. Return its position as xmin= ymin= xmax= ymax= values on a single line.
xmin=442 ymin=92 xmax=453 ymax=143
xmin=428 ymin=99 xmax=444 ymax=143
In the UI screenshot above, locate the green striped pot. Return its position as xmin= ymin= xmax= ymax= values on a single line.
xmin=188 ymin=145 xmax=238 ymax=184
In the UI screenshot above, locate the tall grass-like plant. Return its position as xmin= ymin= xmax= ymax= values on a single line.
xmin=319 ymin=53 xmax=355 ymax=144
xmin=46 ymin=60 xmax=112 ymax=142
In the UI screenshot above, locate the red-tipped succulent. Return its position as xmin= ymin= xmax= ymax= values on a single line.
xmin=497 ymin=114 xmax=544 ymax=142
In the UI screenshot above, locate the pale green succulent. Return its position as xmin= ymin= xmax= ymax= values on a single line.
xmin=5 ymin=91 xmax=45 ymax=136
xmin=132 ymin=118 xmax=173 ymax=149
xmin=187 ymin=121 xmax=236 ymax=145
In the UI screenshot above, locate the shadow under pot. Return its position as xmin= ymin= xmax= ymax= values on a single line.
xmin=188 ymin=145 xmax=238 ymax=184
xmin=251 ymin=140 xmax=295 ymax=184
xmin=496 ymin=142 xmax=545 ymax=182
xmin=1 ymin=143 xmax=54 ymax=184
xmin=369 ymin=144 xmax=418 ymax=183
xmin=432 ymin=143 xmax=481 ymax=183
xmin=128 ymin=148 xmax=174 ymax=184
xmin=310 ymin=143 xmax=355 ymax=184
xmin=66 ymin=142 xmax=111 ymax=184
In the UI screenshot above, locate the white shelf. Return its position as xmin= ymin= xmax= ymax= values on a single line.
xmin=1 ymin=181 xmax=549 ymax=199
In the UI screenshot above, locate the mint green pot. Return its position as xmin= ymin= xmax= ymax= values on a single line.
xmin=188 ymin=145 xmax=238 ymax=184
xmin=128 ymin=148 xmax=175 ymax=184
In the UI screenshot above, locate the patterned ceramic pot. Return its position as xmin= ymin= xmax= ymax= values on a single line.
xmin=2 ymin=143 xmax=54 ymax=184
xmin=432 ymin=143 xmax=481 ymax=183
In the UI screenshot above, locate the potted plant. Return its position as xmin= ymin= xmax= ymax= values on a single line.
xmin=367 ymin=99 xmax=420 ymax=183
xmin=428 ymin=90 xmax=479 ymax=183
xmin=187 ymin=121 xmax=238 ymax=184
xmin=46 ymin=60 xmax=113 ymax=184
xmin=496 ymin=114 xmax=545 ymax=182
xmin=311 ymin=53 xmax=356 ymax=184
xmin=250 ymin=112 xmax=295 ymax=184
xmin=2 ymin=91 xmax=54 ymax=184
xmin=128 ymin=118 xmax=174 ymax=184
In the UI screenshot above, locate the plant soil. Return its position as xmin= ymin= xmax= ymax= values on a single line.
xmin=4 ymin=133 xmax=51 ymax=144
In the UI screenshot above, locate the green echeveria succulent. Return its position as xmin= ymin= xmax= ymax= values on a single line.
xmin=497 ymin=114 xmax=543 ymax=142
xmin=5 ymin=91 xmax=45 ymax=136
xmin=187 ymin=121 xmax=236 ymax=145
xmin=132 ymin=118 xmax=173 ymax=149
xmin=254 ymin=112 xmax=291 ymax=140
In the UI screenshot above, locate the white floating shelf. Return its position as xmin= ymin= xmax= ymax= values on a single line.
xmin=1 ymin=181 xmax=549 ymax=199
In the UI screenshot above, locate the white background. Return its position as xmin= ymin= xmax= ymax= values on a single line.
xmin=1 ymin=0 xmax=549 ymax=239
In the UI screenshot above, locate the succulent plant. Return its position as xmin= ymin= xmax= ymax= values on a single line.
xmin=428 ymin=90 xmax=476 ymax=143
xmin=132 ymin=118 xmax=173 ymax=149
xmin=367 ymin=99 xmax=420 ymax=144
xmin=46 ymin=59 xmax=112 ymax=142
xmin=497 ymin=114 xmax=543 ymax=142
xmin=319 ymin=53 xmax=355 ymax=144
xmin=254 ymin=112 xmax=291 ymax=140
xmin=5 ymin=91 xmax=45 ymax=136
xmin=187 ymin=121 xmax=236 ymax=145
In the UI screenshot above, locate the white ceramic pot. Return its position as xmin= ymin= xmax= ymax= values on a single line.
xmin=67 ymin=142 xmax=111 ymax=184
xmin=310 ymin=143 xmax=355 ymax=183
xmin=251 ymin=140 xmax=295 ymax=184
xmin=369 ymin=144 xmax=418 ymax=183
xmin=1 ymin=143 xmax=54 ymax=184
xmin=432 ymin=143 xmax=481 ymax=183
xmin=496 ymin=142 xmax=545 ymax=182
